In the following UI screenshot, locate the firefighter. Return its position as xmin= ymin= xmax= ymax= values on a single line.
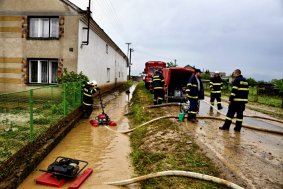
xmin=82 ymin=80 xmax=99 ymax=118
xmin=209 ymin=70 xmax=223 ymax=110
xmin=152 ymin=69 xmax=165 ymax=105
xmin=186 ymin=68 xmax=204 ymax=123
xmin=219 ymin=69 xmax=249 ymax=132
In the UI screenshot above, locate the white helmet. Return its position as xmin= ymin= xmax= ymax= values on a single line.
xmin=88 ymin=80 xmax=97 ymax=86
xmin=215 ymin=70 xmax=220 ymax=74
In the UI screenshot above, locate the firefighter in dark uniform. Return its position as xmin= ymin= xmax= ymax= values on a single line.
xmin=209 ymin=70 xmax=223 ymax=110
xmin=219 ymin=69 xmax=249 ymax=132
xmin=186 ymin=69 xmax=204 ymax=123
xmin=82 ymin=80 xmax=99 ymax=118
xmin=152 ymin=69 xmax=165 ymax=105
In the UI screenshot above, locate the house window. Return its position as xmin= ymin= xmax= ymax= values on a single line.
xmin=28 ymin=17 xmax=59 ymax=39
xmin=106 ymin=44 xmax=109 ymax=54
xmin=28 ymin=59 xmax=58 ymax=84
xmin=107 ymin=68 xmax=110 ymax=82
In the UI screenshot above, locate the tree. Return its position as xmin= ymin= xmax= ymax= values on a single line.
xmin=201 ymin=69 xmax=211 ymax=80
xmin=273 ymin=79 xmax=283 ymax=108
xmin=166 ymin=61 xmax=177 ymax=68
xmin=247 ymin=77 xmax=257 ymax=87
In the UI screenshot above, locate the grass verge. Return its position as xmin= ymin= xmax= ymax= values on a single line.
xmin=128 ymin=82 xmax=230 ymax=189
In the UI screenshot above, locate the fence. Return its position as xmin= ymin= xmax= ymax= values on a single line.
xmin=0 ymin=82 xmax=82 ymax=162
xmin=203 ymin=82 xmax=282 ymax=108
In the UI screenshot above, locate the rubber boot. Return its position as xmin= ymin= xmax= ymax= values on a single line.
xmin=234 ymin=121 xmax=242 ymax=132
xmin=187 ymin=113 xmax=192 ymax=121
xmin=219 ymin=120 xmax=231 ymax=130
xmin=190 ymin=114 xmax=198 ymax=123
xmin=217 ymin=104 xmax=223 ymax=110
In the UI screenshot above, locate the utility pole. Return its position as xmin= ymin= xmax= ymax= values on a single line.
xmin=125 ymin=42 xmax=131 ymax=67
xmin=129 ymin=48 xmax=134 ymax=80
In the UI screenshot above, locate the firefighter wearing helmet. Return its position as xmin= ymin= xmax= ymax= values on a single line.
xmin=151 ymin=69 xmax=165 ymax=105
xmin=82 ymin=80 xmax=99 ymax=118
xmin=209 ymin=70 xmax=223 ymax=110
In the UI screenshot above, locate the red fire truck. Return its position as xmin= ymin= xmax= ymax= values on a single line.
xmin=143 ymin=61 xmax=166 ymax=89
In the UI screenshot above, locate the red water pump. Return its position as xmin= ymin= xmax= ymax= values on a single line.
xmin=90 ymin=90 xmax=117 ymax=127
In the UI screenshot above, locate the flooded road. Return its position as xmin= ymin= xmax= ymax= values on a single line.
xmin=189 ymin=98 xmax=283 ymax=189
xmin=18 ymin=85 xmax=138 ymax=189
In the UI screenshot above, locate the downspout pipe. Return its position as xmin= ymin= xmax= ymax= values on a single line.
xmin=82 ymin=0 xmax=91 ymax=46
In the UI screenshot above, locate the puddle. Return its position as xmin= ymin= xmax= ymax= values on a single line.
xmin=18 ymin=84 xmax=139 ymax=189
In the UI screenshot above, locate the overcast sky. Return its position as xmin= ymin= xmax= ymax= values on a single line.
xmin=70 ymin=0 xmax=283 ymax=81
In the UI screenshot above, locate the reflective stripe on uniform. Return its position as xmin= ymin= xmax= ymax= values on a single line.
xmin=212 ymin=83 xmax=222 ymax=86
xmin=211 ymin=91 xmax=221 ymax=93
xmin=83 ymin=92 xmax=92 ymax=97
xmin=240 ymin=81 xmax=248 ymax=85
xmin=233 ymin=98 xmax=248 ymax=102
xmin=188 ymin=111 xmax=197 ymax=114
xmin=238 ymin=88 xmax=249 ymax=91
xmin=225 ymin=117 xmax=232 ymax=121
xmin=154 ymin=87 xmax=163 ymax=89
xmin=83 ymin=102 xmax=92 ymax=106
xmin=188 ymin=95 xmax=198 ymax=99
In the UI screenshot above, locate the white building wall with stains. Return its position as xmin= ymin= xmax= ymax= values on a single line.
xmin=77 ymin=20 xmax=127 ymax=86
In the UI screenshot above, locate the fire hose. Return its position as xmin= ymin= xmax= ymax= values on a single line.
xmin=105 ymin=170 xmax=244 ymax=189
xmin=144 ymin=101 xmax=283 ymax=124
xmin=117 ymin=115 xmax=283 ymax=135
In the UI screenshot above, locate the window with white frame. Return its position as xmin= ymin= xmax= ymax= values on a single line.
xmin=29 ymin=59 xmax=58 ymax=84
xmin=29 ymin=17 xmax=59 ymax=38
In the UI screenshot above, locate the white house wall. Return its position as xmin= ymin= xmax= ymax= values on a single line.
xmin=77 ymin=21 xmax=127 ymax=86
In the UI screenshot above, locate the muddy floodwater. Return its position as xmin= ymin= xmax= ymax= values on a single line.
xmin=18 ymin=85 xmax=138 ymax=189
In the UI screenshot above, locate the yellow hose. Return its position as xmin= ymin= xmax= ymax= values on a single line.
xmin=105 ymin=170 xmax=244 ymax=189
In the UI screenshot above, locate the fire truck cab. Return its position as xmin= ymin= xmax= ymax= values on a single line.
xmin=143 ymin=61 xmax=166 ymax=89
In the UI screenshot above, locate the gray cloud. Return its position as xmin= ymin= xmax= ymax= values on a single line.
xmin=71 ymin=0 xmax=283 ymax=81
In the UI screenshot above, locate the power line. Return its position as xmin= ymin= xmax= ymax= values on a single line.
xmin=94 ymin=0 xmax=129 ymax=43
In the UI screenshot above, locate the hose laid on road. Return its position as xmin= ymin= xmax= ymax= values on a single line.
xmin=198 ymin=116 xmax=283 ymax=135
xmin=119 ymin=115 xmax=175 ymax=134
xmin=116 ymin=115 xmax=283 ymax=135
xmin=105 ymin=170 xmax=244 ymax=189
xmin=144 ymin=101 xmax=283 ymax=124
xmin=144 ymin=103 xmax=179 ymax=108
xmin=202 ymin=99 xmax=283 ymax=124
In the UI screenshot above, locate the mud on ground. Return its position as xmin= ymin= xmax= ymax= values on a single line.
xmin=131 ymin=103 xmax=282 ymax=189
